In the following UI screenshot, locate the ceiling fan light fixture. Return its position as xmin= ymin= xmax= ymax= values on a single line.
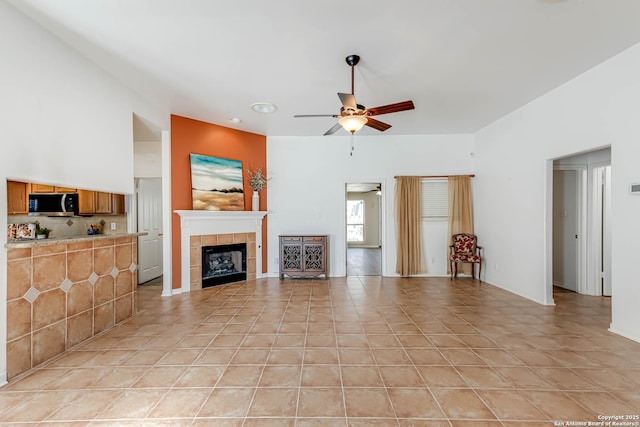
xmin=338 ymin=115 xmax=367 ymax=133
xmin=250 ymin=102 xmax=278 ymax=114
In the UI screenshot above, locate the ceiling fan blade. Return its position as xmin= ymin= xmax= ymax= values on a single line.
xmin=323 ymin=122 xmax=343 ymax=136
xmin=338 ymin=93 xmax=357 ymax=111
xmin=365 ymin=117 xmax=392 ymax=132
xmin=294 ymin=114 xmax=338 ymax=118
xmin=367 ymin=100 xmax=415 ymax=116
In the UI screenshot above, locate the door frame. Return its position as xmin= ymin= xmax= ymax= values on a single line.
xmin=590 ymin=162 xmax=612 ymax=296
xmin=343 ymin=179 xmax=386 ymax=276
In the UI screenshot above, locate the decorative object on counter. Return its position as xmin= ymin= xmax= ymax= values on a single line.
xmin=246 ymin=164 xmax=269 ymax=211
xmin=87 ymin=223 xmax=103 ymax=235
xmin=190 ymin=153 xmax=245 ymax=211
xmin=35 ymin=223 xmax=51 ymax=239
xmin=15 ymin=223 xmax=36 ymax=239
xmin=7 ymin=224 xmax=17 ymax=239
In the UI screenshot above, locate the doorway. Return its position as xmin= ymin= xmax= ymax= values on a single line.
xmin=346 ymin=182 xmax=382 ymax=276
xmin=549 ymin=148 xmax=611 ymax=299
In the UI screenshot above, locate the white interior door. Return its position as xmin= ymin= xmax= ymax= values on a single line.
xmin=137 ymin=178 xmax=163 ymax=283
xmin=553 ymin=169 xmax=579 ymax=291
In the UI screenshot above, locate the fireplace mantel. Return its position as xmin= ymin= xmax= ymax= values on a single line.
xmin=175 ymin=210 xmax=267 ymax=293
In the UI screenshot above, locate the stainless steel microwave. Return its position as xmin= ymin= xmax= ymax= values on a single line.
xmin=28 ymin=193 xmax=79 ymax=216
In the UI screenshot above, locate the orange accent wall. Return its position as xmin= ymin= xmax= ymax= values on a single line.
xmin=171 ymin=115 xmax=267 ymax=290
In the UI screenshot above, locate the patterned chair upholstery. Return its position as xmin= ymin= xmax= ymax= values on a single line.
xmin=449 ymin=233 xmax=482 ymax=281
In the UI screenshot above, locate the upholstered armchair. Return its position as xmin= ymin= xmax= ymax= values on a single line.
xmin=449 ymin=233 xmax=482 ymax=281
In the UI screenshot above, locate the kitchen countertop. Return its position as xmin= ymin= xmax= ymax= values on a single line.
xmin=5 ymin=232 xmax=147 ymax=248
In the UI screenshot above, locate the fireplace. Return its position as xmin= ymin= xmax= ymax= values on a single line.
xmin=175 ymin=210 xmax=267 ymax=293
xmin=201 ymin=243 xmax=247 ymax=288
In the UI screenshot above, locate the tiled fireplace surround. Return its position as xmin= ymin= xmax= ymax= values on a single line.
xmin=176 ymin=210 xmax=267 ymax=294
xmin=189 ymin=232 xmax=256 ymax=291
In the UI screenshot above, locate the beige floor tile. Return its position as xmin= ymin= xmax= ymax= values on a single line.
xmin=298 ymin=388 xmax=345 ymax=417
xmin=304 ymin=347 xmax=339 ymax=364
xmin=229 ymin=348 xmax=271 ymax=365
xmin=268 ymin=348 xmax=304 ymax=364
xmin=147 ymin=388 xmax=210 ymax=418
xmin=340 ymin=365 xmax=384 ymax=387
xmin=519 ymin=390 xmax=595 ymax=420
xmin=343 ymin=387 xmax=395 ymax=418
xmin=197 ymin=387 xmax=255 ymax=417
xmin=416 ymin=365 xmax=468 ymax=388
xmin=477 ymin=390 xmax=548 ymax=420
xmin=387 ymin=387 xmax=445 ymax=418
xmin=247 ymin=387 xmax=298 ymax=417
xmin=379 ymin=366 xmax=426 ymax=387
xmin=47 ymin=389 xmax=122 ymax=420
xmin=432 ymin=388 xmax=496 ymax=420
xmin=97 ymin=388 xmax=168 ymax=419
xmin=260 ymin=365 xmax=301 ymax=387
xmin=217 ymin=365 xmax=264 ymax=387
xmin=301 ymin=365 xmax=342 ymax=387
xmin=174 ymin=365 xmax=226 ymax=387
xmin=131 ymin=366 xmax=187 ymax=388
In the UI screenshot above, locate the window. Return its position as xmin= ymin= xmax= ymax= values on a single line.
xmin=421 ymin=178 xmax=448 ymax=218
xmin=347 ymin=200 xmax=364 ymax=242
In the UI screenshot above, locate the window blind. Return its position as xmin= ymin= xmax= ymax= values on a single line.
xmin=421 ymin=178 xmax=448 ymax=218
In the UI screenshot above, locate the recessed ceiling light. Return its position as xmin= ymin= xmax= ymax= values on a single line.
xmin=229 ymin=117 xmax=242 ymax=124
xmin=251 ymin=102 xmax=278 ymax=114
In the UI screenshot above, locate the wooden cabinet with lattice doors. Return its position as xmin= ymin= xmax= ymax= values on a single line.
xmin=279 ymin=235 xmax=328 ymax=279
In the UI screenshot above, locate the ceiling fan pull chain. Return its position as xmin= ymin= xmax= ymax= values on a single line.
xmin=350 ymin=134 xmax=355 ymax=156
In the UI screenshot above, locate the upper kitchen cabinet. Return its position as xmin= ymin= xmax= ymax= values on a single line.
xmin=78 ymin=190 xmax=95 ymax=214
xmin=30 ymin=183 xmax=54 ymax=193
xmin=112 ymin=194 xmax=125 ymax=215
xmin=55 ymin=186 xmax=77 ymax=193
xmin=95 ymin=191 xmax=112 ymax=214
xmin=79 ymin=190 xmax=124 ymax=215
xmin=7 ymin=180 xmax=29 ymax=215
xmin=30 ymin=184 xmax=77 ymax=193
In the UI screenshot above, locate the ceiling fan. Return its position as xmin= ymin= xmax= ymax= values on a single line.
xmin=294 ymin=55 xmax=415 ymax=135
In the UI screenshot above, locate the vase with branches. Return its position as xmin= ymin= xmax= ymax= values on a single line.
xmin=246 ymin=165 xmax=269 ymax=211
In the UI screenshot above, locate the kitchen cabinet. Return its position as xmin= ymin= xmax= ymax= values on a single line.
xmin=279 ymin=235 xmax=328 ymax=279
xmin=31 ymin=184 xmax=54 ymax=193
xmin=112 ymin=194 xmax=125 ymax=215
xmin=78 ymin=190 xmax=95 ymax=214
xmin=30 ymin=184 xmax=77 ymax=193
xmin=95 ymin=191 xmax=112 ymax=214
xmin=55 ymin=186 xmax=77 ymax=193
xmin=7 ymin=181 xmax=29 ymax=215
xmin=79 ymin=190 xmax=123 ymax=215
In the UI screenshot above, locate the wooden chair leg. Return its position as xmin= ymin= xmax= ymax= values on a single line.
xmin=454 ymin=263 xmax=458 ymax=278
xmin=471 ymin=263 xmax=475 ymax=280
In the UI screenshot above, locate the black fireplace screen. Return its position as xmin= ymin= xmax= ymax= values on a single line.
xmin=201 ymin=243 xmax=247 ymax=288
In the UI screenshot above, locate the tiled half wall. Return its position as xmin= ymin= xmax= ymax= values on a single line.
xmin=189 ymin=232 xmax=256 ymax=291
xmin=5 ymin=237 xmax=137 ymax=379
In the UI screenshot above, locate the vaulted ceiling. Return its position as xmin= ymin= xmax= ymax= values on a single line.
xmin=11 ymin=0 xmax=640 ymax=136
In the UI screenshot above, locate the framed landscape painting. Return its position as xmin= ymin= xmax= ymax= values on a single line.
xmin=190 ymin=153 xmax=245 ymax=211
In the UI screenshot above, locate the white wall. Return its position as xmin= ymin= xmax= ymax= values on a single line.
xmin=0 ymin=2 xmax=168 ymax=383
xmin=267 ymin=134 xmax=474 ymax=277
xmin=134 ymin=141 xmax=163 ymax=178
xmin=474 ymin=41 xmax=640 ymax=342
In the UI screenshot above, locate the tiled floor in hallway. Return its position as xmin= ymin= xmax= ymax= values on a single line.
xmin=1 ymin=276 xmax=639 ymax=426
